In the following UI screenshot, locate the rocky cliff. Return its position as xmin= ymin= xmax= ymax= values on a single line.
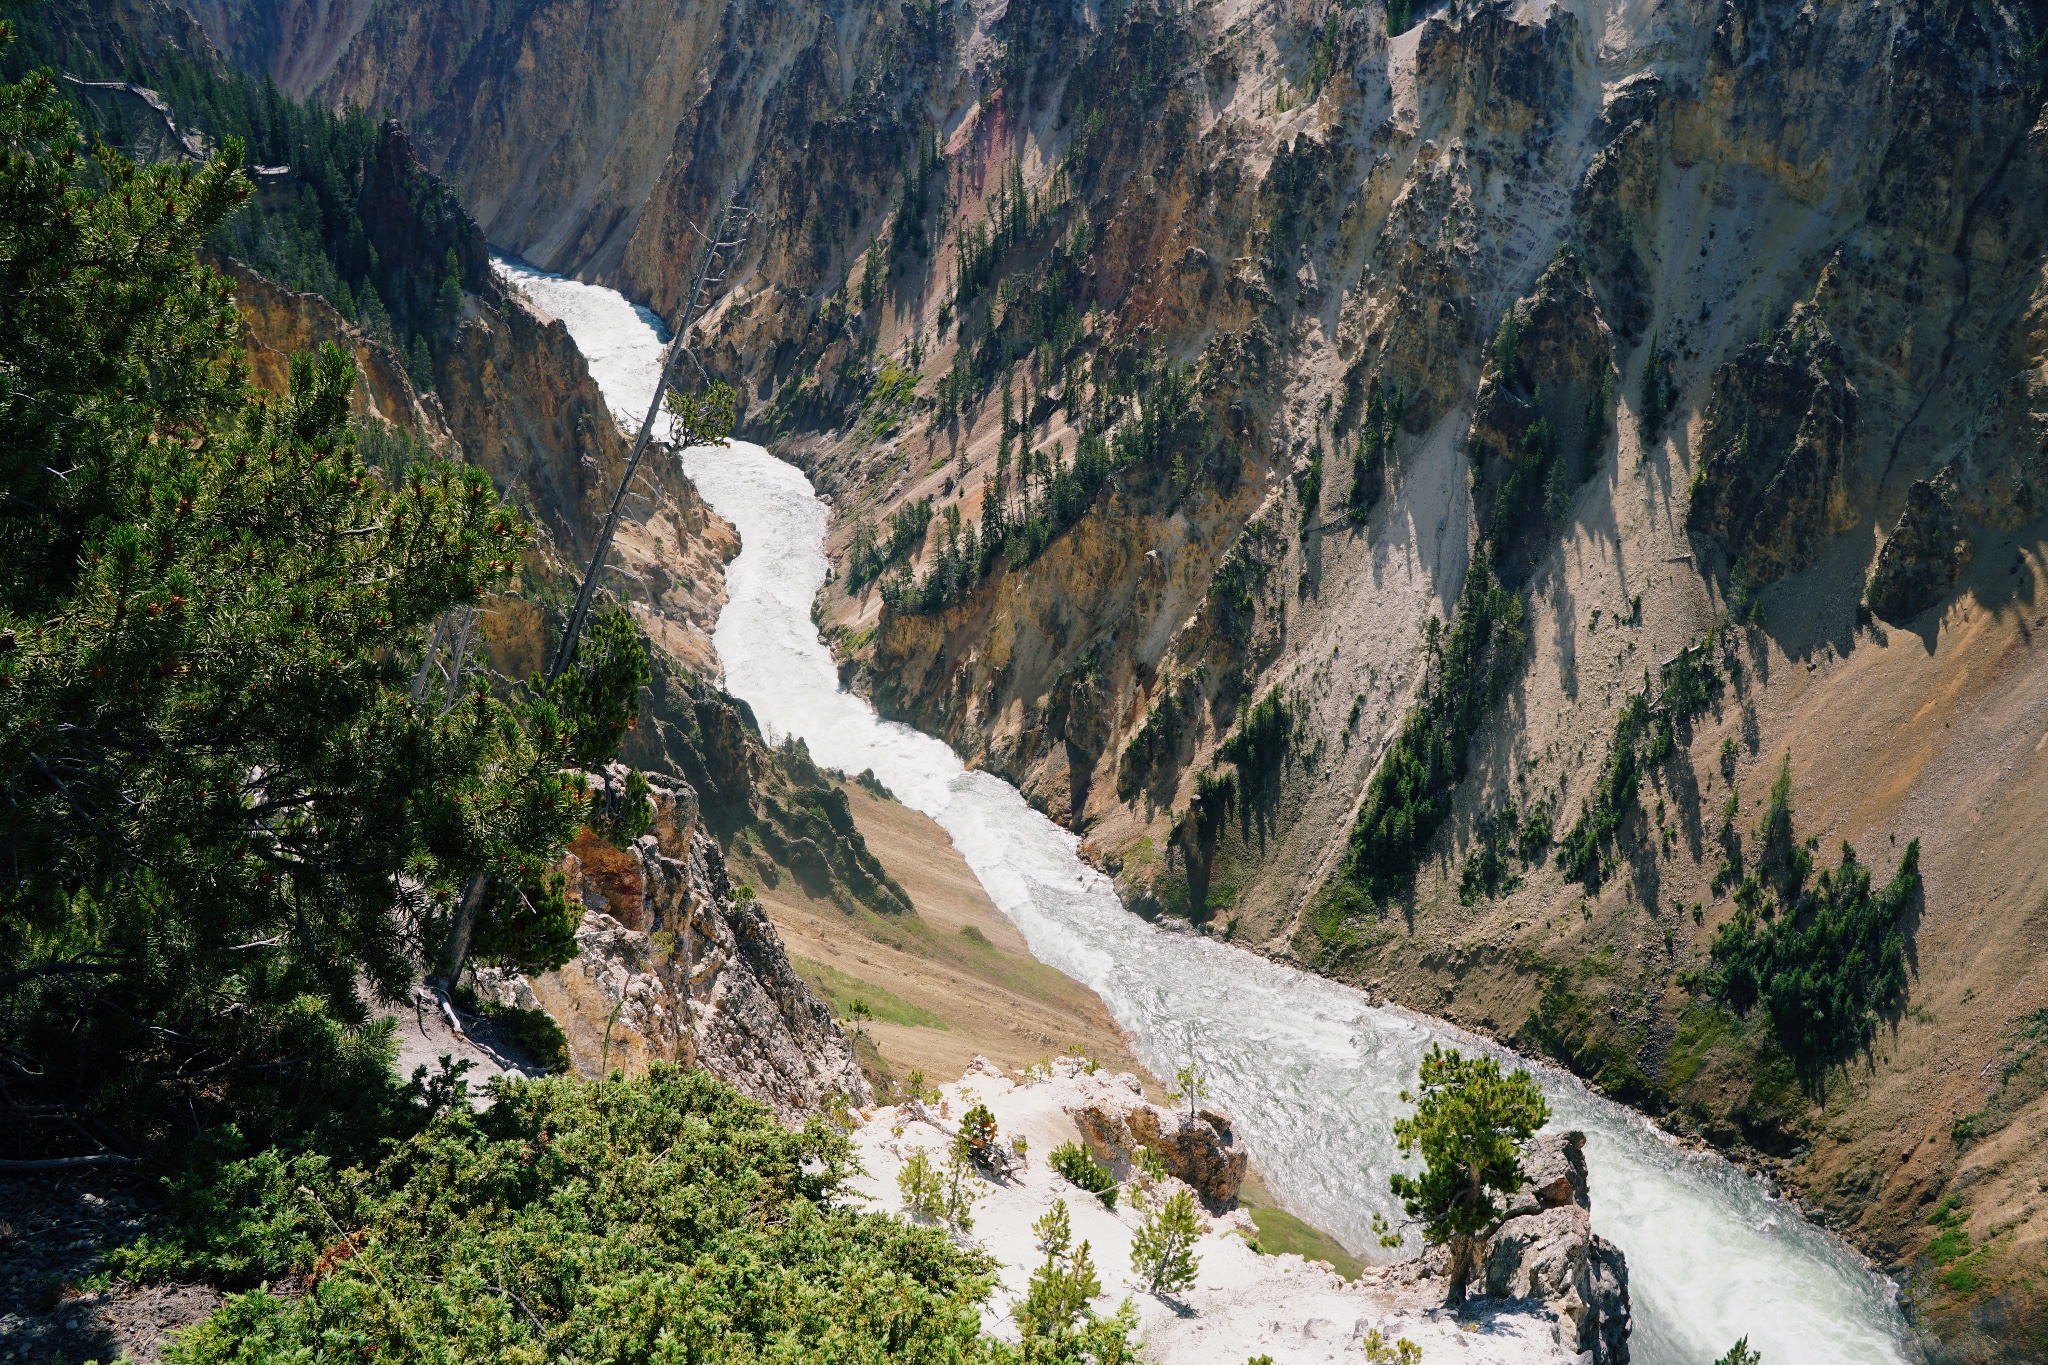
xmin=475 ymin=769 xmax=868 ymax=1118
xmin=190 ymin=0 xmax=2048 ymax=1352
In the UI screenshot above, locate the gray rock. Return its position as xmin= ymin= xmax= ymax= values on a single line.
xmin=480 ymin=768 xmax=868 ymax=1121
xmin=1481 ymin=1131 xmax=1631 ymax=1363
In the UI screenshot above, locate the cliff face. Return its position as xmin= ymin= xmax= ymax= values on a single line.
xmin=475 ymin=770 xmax=869 ymax=1119
xmin=202 ymin=0 xmax=2048 ymax=1351
xmin=216 ymin=255 xmax=454 ymax=444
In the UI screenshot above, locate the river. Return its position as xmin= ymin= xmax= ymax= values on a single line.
xmin=496 ymin=257 xmax=1920 ymax=1365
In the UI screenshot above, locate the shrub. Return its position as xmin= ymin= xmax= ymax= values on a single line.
xmin=132 ymin=1068 xmax=1050 ymax=1362
xmin=1050 ymin=1141 xmax=1118 ymax=1209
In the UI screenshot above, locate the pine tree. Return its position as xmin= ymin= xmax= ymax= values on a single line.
xmin=0 ymin=46 xmax=587 ymax=1160
xmin=1381 ymin=1045 xmax=1551 ymax=1308
xmin=1129 ymin=1188 xmax=1203 ymax=1295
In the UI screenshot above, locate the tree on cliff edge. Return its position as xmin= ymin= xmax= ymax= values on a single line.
xmin=1379 ymin=1044 xmax=1551 ymax=1308
xmin=0 ymin=33 xmax=586 ymax=1163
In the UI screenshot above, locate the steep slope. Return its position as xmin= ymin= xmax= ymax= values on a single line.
xmin=13 ymin=5 xmax=897 ymax=1120
xmin=186 ymin=0 xmax=2048 ymax=1353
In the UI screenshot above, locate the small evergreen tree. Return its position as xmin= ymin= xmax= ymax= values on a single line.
xmin=1362 ymin=1329 xmax=1423 ymax=1363
xmin=1381 ymin=1045 xmax=1550 ymax=1308
xmin=1018 ymin=1199 xmax=1103 ymax=1339
xmin=958 ymin=1101 xmax=1000 ymax=1169
xmin=1169 ymin=1061 xmax=1210 ymax=1116
xmin=1129 ymin=1188 xmax=1202 ymax=1295
xmin=1715 ymin=1340 xmax=1761 ymax=1365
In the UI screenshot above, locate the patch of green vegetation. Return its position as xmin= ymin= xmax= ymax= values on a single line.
xmin=3 ymin=22 xmax=490 ymax=392
xmin=1558 ymin=636 xmax=1722 ymax=887
xmin=1662 ymin=1000 xmax=1742 ymax=1091
xmin=1323 ymin=557 xmax=1528 ymax=917
xmin=1515 ymin=969 xmax=1656 ymax=1106
xmin=123 ymin=1069 xmax=1072 ymax=1362
xmin=1640 ymin=332 xmax=1674 ymax=442
xmin=848 ymin=496 xmax=933 ymax=589
xmin=1458 ymin=800 xmax=1553 ymax=904
xmin=1297 ymin=436 xmax=1324 ymax=537
xmin=1050 ymin=1140 xmax=1118 ymax=1210
xmin=896 ymin=353 xmax=1214 ymax=617
xmin=1950 ymin=1009 xmax=2048 ymax=1151
xmin=1217 ymin=689 xmax=1295 ymax=807
xmin=1706 ymin=761 xmax=1920 ymax=1080
xmin=1922 ymin=1194 xmax=1992 ymax=1297
xmin=860 ymin=359 xmax=922 ymax=441
xmin=791 ymin=957 xmax=948 ymax=1030
xmin=1243 ymin=1205 xmax=1362 ymax=1278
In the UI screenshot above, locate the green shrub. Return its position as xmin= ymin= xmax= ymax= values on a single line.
xmin=145 ymin=1069 xmax=1051 ymax=1363
xmin=1050 ymin=1141 xmax=1118 ymax=1210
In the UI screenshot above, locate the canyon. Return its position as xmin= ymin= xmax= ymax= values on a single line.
xmin=45 ymin=0 xmax=2048 ymax=1355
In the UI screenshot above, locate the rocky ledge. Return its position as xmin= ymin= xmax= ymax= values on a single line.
xmin=474 ymin=766 xmax=867 ymax=1120
xmin=848 ymin=1058 xmax=1631 ymax=1364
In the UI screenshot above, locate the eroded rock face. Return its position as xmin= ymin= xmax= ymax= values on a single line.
xmin=477 ymin=770 xmax=868 ymax=1121
xmin=218 ymin=256 xmax=454 ymax=443
xmin=1482 ymin=1132 xmax=1631 ymax=1363
xmin=1063 ymin=1074 xmax=1248 ymax=1210
xmin=1687 ymin=317 xmax=1858 ymax=586
xmin=1867 ymin=470 xmax=1973 ymax=623
xmin=1467 ymin=249 xmax=1614 ymax=568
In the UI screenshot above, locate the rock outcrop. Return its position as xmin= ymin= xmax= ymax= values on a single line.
xmin=1866 ymin=470 xmax=1973 ymax=623
xmin=1062 ymin=1069 xmax=1250 ymax=1210
xmin=1483 ymin=1132 xmax=1631 ymax=1363
xmin=1686 ymin=315 xmax=1859 ymax=587
xmin=475 ymin=770 xmax=868 ymax=1120
xmin=217 ymin=256 xmax=455 ymax=444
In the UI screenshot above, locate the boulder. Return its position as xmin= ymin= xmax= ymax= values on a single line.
xmin=1063 ymin=1078 xmax=1248 ymax=1210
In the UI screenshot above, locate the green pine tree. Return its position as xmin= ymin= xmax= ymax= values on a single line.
xmin=1129 ymin=1187 xmax=1203 ymax=1295
xmin=1380 ymin=1045 xmax=1551 ymax=1308
xmin=0 ymin=44 xmax=587 ymax=1160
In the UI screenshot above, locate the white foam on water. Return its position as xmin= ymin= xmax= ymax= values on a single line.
xmin=497 ymin=257 xmax=1920 ymax=1365
xmin=493 ymin=256 xmax=670 ymax=432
